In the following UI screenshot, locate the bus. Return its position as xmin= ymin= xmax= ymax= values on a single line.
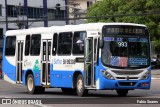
xmin=2 ymin=23 xmax=151 ymax=96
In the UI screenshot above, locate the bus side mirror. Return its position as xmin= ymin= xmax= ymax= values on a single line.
xmin=99 ymin=39 xmax=104 ymax=48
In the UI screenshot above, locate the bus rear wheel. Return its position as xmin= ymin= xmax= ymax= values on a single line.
xmin=27 ymin=74 xmax=45 ymax=94
xmin=76 ymin=74 xmax=88 ymax=97
xmin=116 ymin=89 xmax=128 ymax=97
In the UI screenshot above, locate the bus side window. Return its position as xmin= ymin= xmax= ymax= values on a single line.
xmin=73 ymin=31 xmax=86 ymax=55
xmin=5 ymin=36 xmax=16 ymax=56
xmin=52 ymin=33 xmax=58 ymax=55
xmin=30 ymin=34 xmax=41 ymax=56
xmin=58 ymin=32 xmax=72 ymax=55
xmin=25 ymin=35 xmax=30 ymax=56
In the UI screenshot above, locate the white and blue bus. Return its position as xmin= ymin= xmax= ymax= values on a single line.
xmin=2 ymin=23 xmax=151 ymax=96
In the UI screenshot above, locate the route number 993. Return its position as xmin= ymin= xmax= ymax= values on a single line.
xmin=118 ymin=42 xmax=127 ymax=47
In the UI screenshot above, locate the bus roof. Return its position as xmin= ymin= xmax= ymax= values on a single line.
xmin=5 ymin=22 xmax=147 ymax=36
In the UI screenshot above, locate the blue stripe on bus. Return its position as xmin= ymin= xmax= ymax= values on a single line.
xmin=22 ymin=69 xmax=79 ymax=88
xmin=34 ymin=72 xmax=41 ymax=86
xmin=50 ymin=70 xmax=83 ymax=88
xmin=2 ymin=56 xmax=16 ymax=82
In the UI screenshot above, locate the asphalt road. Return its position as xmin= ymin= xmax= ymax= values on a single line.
xmin=0 ymin=79 xmax=160 ymax=107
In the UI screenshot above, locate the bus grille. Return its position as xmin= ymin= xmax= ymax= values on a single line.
xmin=116 ymin=77 xmax=138 ymax=80
xmin=112 ymin=70 xmax=143 ymax=75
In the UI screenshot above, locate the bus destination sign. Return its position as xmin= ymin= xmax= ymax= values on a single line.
xmin=105 ymin=27 xmax=146 ymax=35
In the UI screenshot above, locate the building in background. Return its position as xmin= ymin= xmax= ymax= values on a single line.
xmin=0 ymin=0 xmax=67 ymax=52
xmin=68 ymin=0 xmax=101 ymax=24
xmin=0 ymin=0 xmax=103 ymax=76
xmin=0 ymin=0 xmax=102 ymax=51
xmin=0 ymin=0 xmax=66 ymax=35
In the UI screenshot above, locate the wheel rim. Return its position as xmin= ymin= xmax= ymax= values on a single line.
xmin=28 ymin=77 xmax=33 ymax=91
xmin=77 ymin=78 xmax=83 ymax=92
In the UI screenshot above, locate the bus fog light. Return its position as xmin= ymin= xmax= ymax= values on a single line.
xmin=101 ymin=70 xmax=114 ymax=80
xmin=141 ymin=71 xmax=151 ymax=80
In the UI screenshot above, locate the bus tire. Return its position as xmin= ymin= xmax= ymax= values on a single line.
xmin=27 ymin=74 xmax=41 ymax=94
xmin=76 ymin=74 xmax=88 ymax=97
xmin=27 ymin=74 xmax=36 ymax=94
xmin=116 ymin=89 xmax=128 ymax=97
xmin=27 ymin=74 xmax=45 ymax=94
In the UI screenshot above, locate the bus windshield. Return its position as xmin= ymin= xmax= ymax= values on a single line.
xmin=102 ymin=26 xmax=150 ymax=68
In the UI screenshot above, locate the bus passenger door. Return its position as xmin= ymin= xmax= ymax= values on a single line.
xmin=84 ymin=37 xmax=98 ymax=88
xmin=16 ymin=40 xmax=24 ymax=84
xmin=41 ymin=40 xmax=51 ymax=86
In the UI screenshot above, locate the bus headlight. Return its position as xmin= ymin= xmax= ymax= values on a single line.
xmin=141 ymin=70 xmax=151 ymax=80
xmin=101 ymin=70 xmax=115 ymax=80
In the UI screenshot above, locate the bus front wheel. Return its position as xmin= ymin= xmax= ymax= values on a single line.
xmin=76 ymin=74 xmax=88 ymax=97
xmin=116 ymin=89 xmax=128 ymax=97
xmin=27 ymin=74 xmax=45 ymax=94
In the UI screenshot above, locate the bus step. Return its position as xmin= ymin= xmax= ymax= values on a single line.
xmin=42 ymin=85 xmax=50 ymax=88
xmin=16 ymin=82 xmax=22 ymax=84
xmin=16 ymin=83 xmax=22 ymax=85
xmin=85 ymin=85 xmax=96 ymax=89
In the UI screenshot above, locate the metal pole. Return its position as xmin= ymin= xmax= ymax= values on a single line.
xmin=24 ymin=0 xmax=28 ymax=29
xmin=65 ymin=0 xmax=69 ymax=25
xmin=5 ymin=0 xmax=8 ymax=30
xmin=43 ymin=0 xmax=48 ymax=27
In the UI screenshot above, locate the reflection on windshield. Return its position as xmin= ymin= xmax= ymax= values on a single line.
xmin=102 ymin=37 xmax=149 ymax=68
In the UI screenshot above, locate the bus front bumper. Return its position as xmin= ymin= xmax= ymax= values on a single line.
xmin=99 ymin=75 xmax=151 ymax=90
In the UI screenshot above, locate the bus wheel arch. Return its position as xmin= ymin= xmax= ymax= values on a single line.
xmin=60 ymin=71 xmax=82 ymax=95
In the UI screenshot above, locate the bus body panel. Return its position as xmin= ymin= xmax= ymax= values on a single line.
xmin=50 ymin=70 xmax=74 ymax=88
xmin=2 ymin=36 xmax=16 ymax=84
xmin=97 ymin=58 xmax=151 ymax=90
xmin=49 ymin=56 xmax=84 ymax=88
xmin=22 ymin=69 xmax=41 ymax=86
xmin=23 ymin=56 xmax=41 ymax=86
xmin=3 ymin=56 xmax=16 ymax=84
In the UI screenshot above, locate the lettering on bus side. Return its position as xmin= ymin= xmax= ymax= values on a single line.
xmin=53 ymin=59 xmax=63 ymax=64
xmin=53 ymin=59 xmax=76 ymax=65
xmin=63 ymin=59 xmax=76 ymax=64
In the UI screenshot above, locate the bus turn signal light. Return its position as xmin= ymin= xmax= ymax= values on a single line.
xmin=141 ymin=83 xmax=149 ymax=86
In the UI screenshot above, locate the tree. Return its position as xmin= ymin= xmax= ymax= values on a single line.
xmin=87 ymin=0 xmax=160 ymax=53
